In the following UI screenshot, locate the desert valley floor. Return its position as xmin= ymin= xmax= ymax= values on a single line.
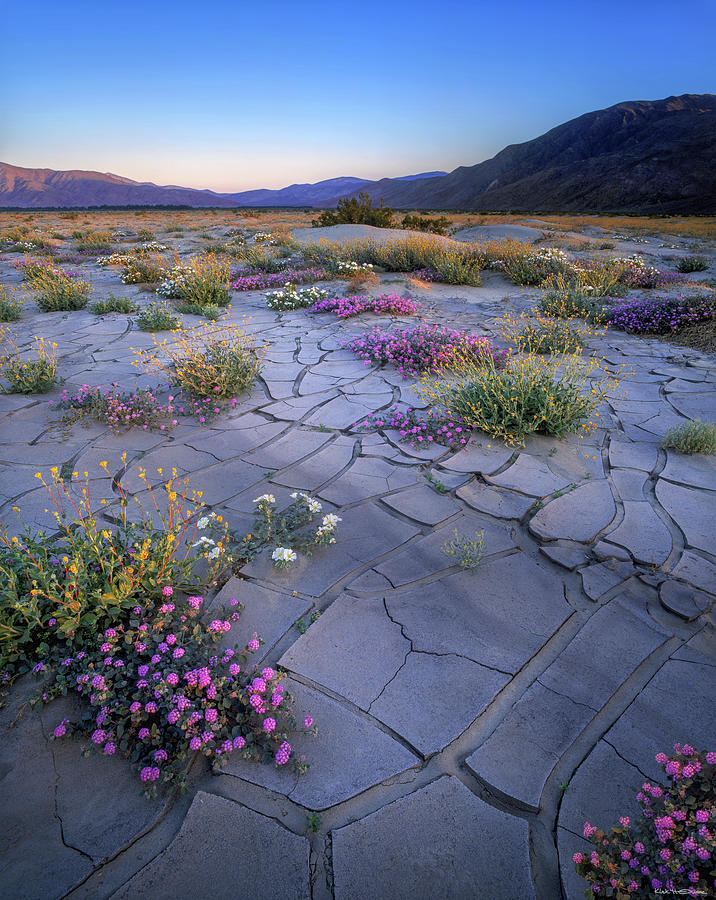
xmin=0 ymin=216 xmax=714 ymax=900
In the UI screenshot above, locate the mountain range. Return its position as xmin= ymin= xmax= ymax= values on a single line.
xmin=2 ymin=94 xmax=714 ymax=213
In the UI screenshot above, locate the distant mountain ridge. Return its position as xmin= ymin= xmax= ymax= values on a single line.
xmin=1 ymin=94 xmax=714 ymax=212
xmin=0 ymin=164 xmax=446 ymax=209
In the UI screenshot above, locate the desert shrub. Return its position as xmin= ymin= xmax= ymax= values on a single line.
xmin=135 ymin=228 xmax=156 ymax=241
xmin=240 ymin=247 xmax=287 ymax=273
xmin=164 ymin=224 xmax=184 ymax=234
xmin=574 ymin=744 xmax=715 ymax=898
xmin=121 ymin=255 xmax=168 ymax=285
xmin=661 ymin=419 xmax=716 ymax=455
xmin=31 ymin=266 xmax=91 ymax=311
xmin=606 ymin=295 xmax=716 ymax=334
xmin=136 ymin=302 xmax=181 ymax=331
xmin=72 ymin=230 xmax=112 ymax=252
xmin=311 ymin=293 xmax=420 ymax=318
xmin=0 ymin=465 xmax=230 ymax=674
xmin=176 ymin=255 xmax=230 ymax=306
xmin=133 ymin=319 xmax=263 ymax=399
xmin=314 ymin=192 xmax=394 ymax=228
xmin=513 ymin=317 xmax=584 ymax=354
xmin=344 ymin=236 xmax=483 ymax=284
xmin=90 ymin=295 xmax=138 ymax=315
xmin=265 ymin=284 xmax=329 ymax=311
xmin=0 ymin=330 xmax=58 ymax=394
xmin=0 ymin=286 xmax=23 ymax=321
xmin=496 ymin=247 xmax=574 ymax=285
xmin=346 ymin=323 xmax=508 ymax=377
xmin=423 ymin=347 xmax=621 ymax=445
xmin=676 ymin=255 xmax=709 ymax=273
xmin=156 ymin=256 xmax=230 ymax=306
xmin=401 ymin=214 xmax=452 ymax=235
xmin=539 ymin=274 xmax=606 ymax=322
xmin=54 ymin=384 xmax=176 ymax=431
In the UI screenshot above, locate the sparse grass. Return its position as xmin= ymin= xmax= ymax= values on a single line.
xmin=661 ymin=420 xmax=716 ymax=455
xmin=90 ymin=294 xmax=138 ymax=315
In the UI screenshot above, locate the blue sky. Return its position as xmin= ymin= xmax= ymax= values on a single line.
xmin=2 ymin=0 xmax=714 ymax=191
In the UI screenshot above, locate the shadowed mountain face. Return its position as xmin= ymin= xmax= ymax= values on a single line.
xmin=2 ymin=94 xmax=713 ymax=212
xmin=355 ymin=94 xmax=716 ymax=214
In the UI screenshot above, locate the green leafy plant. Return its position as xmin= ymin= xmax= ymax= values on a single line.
xmin=305 ymin=813 xmax=322 ymax=833
xmin=0 ymin=462 xmax=227 ymax=673
xmin=661 ymin=419 xmax=716 ymax=455
xmin=133 ymin=319 xmax=262 ymax=398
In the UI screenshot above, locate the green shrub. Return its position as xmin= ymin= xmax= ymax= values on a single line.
xmin=539 ymin=284 xmax=604 ymax=323
xmin=661 ymin=419 xmax=716 ymax=454
xmin=90 ymin=295 xmax=138 ymax=315
xmin=135 ymin=301 xmax=181 ymax=331
xmin=515 ymin=318 xmax=584 ymax=354
xmin=121 ymin=256 xmax=167 ymax=285
xmin=0 ymin=286 xmax=23 ymax=321
xmin=424 ymin=352 xmax=620 ymax=446
xmin=0 ymin=333 xmax=58 ymax=394
xmin=676 ymin=255 xmax=709 ymax=273
xmin=0 ymin=466 xmax=217 ymax=672
xmin=32 ymin=268 xmax=91 ymax=311
xmin=401 ymin=214 xmax=452 ymax=235
xmin=314 ymin=192 xmax=394 ymax=228
xmin=72 ymin=230 xmax=112 ymax=251
xmin=135 ymin=228 xmax=156 ymax=242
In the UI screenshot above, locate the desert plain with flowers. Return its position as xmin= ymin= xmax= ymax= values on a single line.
xmin=0 ymin=208 xmax=714 ymax=900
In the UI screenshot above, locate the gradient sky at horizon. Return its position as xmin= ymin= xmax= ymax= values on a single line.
xmin=2 ymin=0 xmax=714 ymax=192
